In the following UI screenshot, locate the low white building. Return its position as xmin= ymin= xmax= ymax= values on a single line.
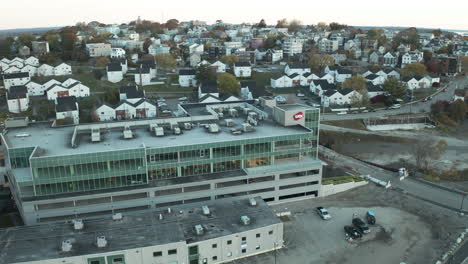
xmin=96 ymin=103 xmax=116 ymax=121
xmin=233 ymin=62 xmax=251 ymax=78
xmin=198 ymin=81 xmax=219 ymax=99
xmin=284 ymin=64 xmax=310 ymax=76
xmin=134 ymin=67 xmax=152 ymax=86
xmin=46 ymin=80 xmax=90 ymax=101
xmin=211 ymin=61 xmax=226 ymax=73
xmin=111 ymin=48 xmax=126 ymax=58
xmin=403 ymin=76 xmax=432 ymax=90
xmin=107 ymin=63 xmax=124 ymax=83
xmin=38 ymin=64 xmax=55 ymax=76
xmin=271 ymin=75 xmax=292 ymax=88
xmin=86 ymin=43 xmax=112 ymax=57
xmin=54 ymin=63 xmax=72 ymax=76
xmin=178 ymin=69 xmax=197 ymax=87
xmin=55 ymin=96 xmax=80 ymax=125
xmin=7 ymin=86 xmax=29 ymax=113
xmin=3 ymin=72 xmax=30 ymax=90
xmin=25 ymin=81 xmax=44 ymax=96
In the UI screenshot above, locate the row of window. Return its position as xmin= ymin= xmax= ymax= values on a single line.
xmin=153 ymin=248 xmax=177 ymax=257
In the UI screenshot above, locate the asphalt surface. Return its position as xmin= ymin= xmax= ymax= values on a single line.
xmin=322 ymin=76 xmax=468 ymax=121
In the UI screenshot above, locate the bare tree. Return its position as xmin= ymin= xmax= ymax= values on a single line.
xmin=413 ymin=138 xmax=448 ymax=171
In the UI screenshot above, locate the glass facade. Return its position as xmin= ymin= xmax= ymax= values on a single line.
xmin=6 ymin=109 xmax=320 ymax=197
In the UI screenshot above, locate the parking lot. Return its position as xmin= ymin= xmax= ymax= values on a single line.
xmin=227 ymin=184 xmax=467 ymax=264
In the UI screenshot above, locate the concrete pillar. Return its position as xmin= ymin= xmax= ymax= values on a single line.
xmin=107 ymin=161 xmax=111 ymax=171
xmin=69 ymin=165 xmax=75 ymax=175
xmin=270 ymin=142 xmax=275 ymax=165
xmin=177 ymin=167 xmax=182 ymax=177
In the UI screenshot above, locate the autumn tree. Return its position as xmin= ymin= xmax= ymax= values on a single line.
xmin=154 ymin=54 xmax=176 ymax=70
xmin=317 ymin=22 xmax=328 ymax=30
xmin=17 ymin=34 xmax=36 ymax=49
xmin=276 ymin=19 xmax=288 ymax=28
xmin=394 ymin=28 xmax=420 ymax=50
xmin=165 ymin=19 xmax=179 ymax=30
xmin=448 ymin=99 xmax=467 ymax=122
xmin=218 ymin=73 xmax=240 ymax=96
xmin=401 ymin=62 xmax=427 ymax=78
xmin=329 ymin=22 xmax=347 ymax=31
xmin=383 ymin=77 xmax=407 ymax=99
xmin=350 ymin=91 xmax=370 ymax=108
xmin=195 ymin=64 xmax=217 ymax=82
xmin=288 ymin=19 xmax=302 ymax=33
xmin=342 ymin=76 xmax=367 ymax=93
xmin=95 ymin=57 xmax=110 ymax=67
xmin=308 ymin=54 xmax=334 ymax=72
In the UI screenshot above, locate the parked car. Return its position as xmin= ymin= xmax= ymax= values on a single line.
xmin=275 ymin=96 xmax=286 ymax=103
xmin=178 ymin=97 xmax=188 ymax=101
xmin=352 ymin=217 xmax=370 ymax=234
xmin=296 ymin=93 xmax=305 ymax=97
xmin=337 ymin=111 xmax=347 ymax=115
xmin=389 ymin=104 xmax=401 ymax=109
xmin=344 ymin=225 xmax=362 ymax=239
xmin=316 ymin=207 xmax=331 ymax=220
xmin=366 ymin=211 xmax=376 ymax=225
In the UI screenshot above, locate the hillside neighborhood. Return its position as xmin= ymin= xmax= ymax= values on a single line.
xmin=0 ymin=16 xmax=467 ymax=264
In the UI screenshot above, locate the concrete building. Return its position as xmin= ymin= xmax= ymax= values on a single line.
xmin=283 ymin=38 xmax=303 ymax=56
xmin=0 ymin=197 xmax=284 ymax=264
xmin=318 ymin=39 xmax=339 ymax=53
xmin=1 ymin=101 xmax=321 ymax=225
xmin=86 ymin=43 xmax=112 ymax=57
xmin=31 ymin=41 xmax=50 ymax=55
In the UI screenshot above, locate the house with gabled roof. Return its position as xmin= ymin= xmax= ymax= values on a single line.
xmin=2 ymin=72 xmax=30 ymax=90
xmin=55 ymin=96 xmax=80 ymax=125
xmin=7 ymin=85 xmax=29 ymax=113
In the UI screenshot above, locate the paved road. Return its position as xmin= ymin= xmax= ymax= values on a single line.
xmin=322 ymin=76 xmax=468 ymax=121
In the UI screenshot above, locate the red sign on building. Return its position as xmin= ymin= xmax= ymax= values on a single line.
xmin=293 ymin=112 xmax=304 ymax=120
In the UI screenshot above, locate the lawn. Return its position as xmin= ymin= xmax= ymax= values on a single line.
xmin=32 ymin=73 xmax=128 ymax=93
xmin=143 ymin=84 xmax=193 ymax=93
xmin=248 ymin=71 xmax=283 ymax=87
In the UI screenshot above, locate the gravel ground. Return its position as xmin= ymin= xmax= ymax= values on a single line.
xmin=226 ymin=184 xmax=467 ymax=264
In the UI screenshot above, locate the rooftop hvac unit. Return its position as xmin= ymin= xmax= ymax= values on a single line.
xmin=149 ymin=124 xmax=158 ymax=131
xmin=208 ymin=124 xmax=219 ymax=133
xmin=184 ymin=123 xmax=192 ymax=130
xmin=170 ymin=121 xmax=178 ymax=129
xmin=218 ymin=112 xmax=224 ymax=118
xmin=249 ymin=198 xmax=257 ymax=207
xmin=243 ymin=107 xmax=250 ymax=114
xmin=229 ymin=108 xmax=238 ymax=117
xmin=112 ymin=213 xmax=123 ymax=221
xmin=225 ymin=119 xmax=235 ymax=127
xmin=240 ymin=215 xmax=251 ymax=225
xmin=61 ymin=240 xmax=72 ymax=252
xmin=154 ymin=127 xmax=164 ymax=137
xmin=73 ymin=219 xmax=84 ymax=230
xmin=248 ymin=117 xmax=258 ymax=126
xmin=123 ymin=128 xmax=133 ymax=139
xmin=202 ymin=205 xmax=210 ymax=215
xmin=248 ymin=112 xmax=258 ymax=119
xmin=242 ymin=123 xmax=253 ymax=132
xmin=174 ymin=127 xmax=181 ymax=135
xmin=97 ymin=236 xmax=107 ymax=248
xmin=91 ymin=128 xmax=100 ymax=142
xmin=194 ymin=224 xmax=204 ymax=235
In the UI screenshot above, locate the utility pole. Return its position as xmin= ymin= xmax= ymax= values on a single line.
xmin=460 ymin=194 xmax=466 ymax=213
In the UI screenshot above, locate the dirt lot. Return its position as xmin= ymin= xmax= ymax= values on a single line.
xmin=226 ymin=184 xmax=467 ymax=264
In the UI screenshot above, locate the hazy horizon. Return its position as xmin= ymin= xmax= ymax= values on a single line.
xmin=1 ymin=0 xmax=468 ymax=31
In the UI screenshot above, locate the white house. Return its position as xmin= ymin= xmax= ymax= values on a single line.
xmin=321 ymin=90 xmax=343 ymax=107
xmin=367 ymin=83 xmax=385 ymax=98
xmin=20 ymin=64 xmax=38 ymax=76
xmin=3 ymin=72 xmax=30 ymax=90
xmin=402 ymin=76 xmax=432 ymax=90
xmin=4 ymin=66 xmax=21 ymax=74
xmin=266 ymin=49 xmax=283 ymax=63
xmin=107 ymin=63 xmax=124 ymax=83
xmin=198 ymin=81 xmax=219 ymax=99
xmin=119 ymin=85 xmax=145 ymax=104
xmin=7 ymin=86 xmax=29 ymax=113
xmin=310 ymin=80 xmax=337 ymax=97
xmin=46 ymin=84 xmax=69 ymax=101
xmin=96 ymin=104 xmax=116 ymax=121
xmin=25 ymin=81 xmax=44 ymax=96
xmin=38 ymin=64 xmax=55 ymax=76
xmin=285 ymin=64 xmax=310 ymax=76
xmin=55 ymin=96 xmax=80 ymax=125
xmin=383 ymin=52 xmax=398 ymax=67
xmin=271 ymin=75 xmax=292 ymax=88
xmin=233 ymin=62 xmax=251 ymax=78
xmin=325 ymin=66 xmax=352 ymax=83
xmin=46 ymin=81 xmax=90 ymax=101
xmin=134 ymin=67 xmax=152 ymax=86
xmin=133 ymin=99 xmax=157 ymax=119
xmin=54 ymin=63 xmax=72 ymax=76
xmin=365 ymin=74 xmax=386 ymax=85
xmin=43 ymin=79 xmax=62 ymax=90
xmin=288 ymin=73 xmax=307 ymax=87
xmin=211 ymin=61 xmax=226 ymax=73
xmin=66 ymin=82 xmax=90 ymax=98
xmin=115 ymin=101 xmax=137 ymax=120
xmin=401 ymin=51 xmax=424 ymax=67
xmin=178 ymin=69 xmax=197 ymax=87
xmin=111 ymin=48 xmax=126 ymax=58
xmin=319 ymin=73 xmax=335 ymax=84
xmin=86 ymin=43 xmax=112 ymax=57
xmin=24 ymin=56 xmax=40 ymax=67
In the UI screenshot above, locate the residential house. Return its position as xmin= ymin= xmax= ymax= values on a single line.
xmin=54 ymin=63 xmax=72 ymax=76
xmin=211 ymin=61 xmax=227 ymax=73
xmin=318 ymin=39 xmax=339 ymax=53
xmin=319 ymin=73 xmax=335 ymax=84
xmin=55 ymin=96 xmax=80 ymax=125
xmin=401 ymin=51 xmax=424 ymax=67
xmin=367 ymin=83 xmax=385 ymax=98
xmin=266 ymin=49 xmax=283 ymax=63
xmin=283 ymin=38 xmax=303 ymax=56
xmin=383 ymin=52 xmax=398 ymax=67
xmin=369 ymin=51 xmax=381 ymax=64
xmin=310 ymin=80 xmax=337 ymax=97
xmin=7 ymin=86 xmax=29 ymax=113
xmin=4 ymin=66 xmax=21 ymax=74
xmin=148 ymin=42 xmax=171 ymax=55
xmin=233 ymin=62 xmax=252 ymax=78
xmin=107 ymin=63 xmax=124 ymax=83
xmin=178 ymin=69 xmax=197 ymax=87
xmin=24 ymin=56 xmax=40 ymax=66
xmin=43 ymin=79 xmax=62 ymax=90
xmin=20 ymin=64 xmax=38 ymax=76
xmin=86 ymin=43 xmax=112 ymax=57
xmin=3 ymin=72 xmax=30 ymax=90
xmin=95 ymin=103 xmax=116 ymax=121
xmin=18 ymin=46 xmax=31 ymax=56
xmin=46 ymin=80 xmax=90 ymax=101
xmin=198 ymin=81 xmax=219 ymax=99
xmin=38 ymin=64 xmax=55 ymax=76
xmin=271 ymin=75 xmax=292 ymax=88
xmin=134 ymin=67 xmax=152 ymax=86
xmin=365 ymin=74 xmax=386 ymax=85
xmin=119 ymin=85 xmax=145 ymax=103
xmin=240 ymin=81 xmax=266 ymax=100
xmin=25 ymin=81 xmax=44 ymax=96
xmin=31 ymin=41 xmax=49 ymax=55
xmin=402 ymin=76 xmax=432 ymax=90
xmin=189 ymin=53 xmax=201 ymax=67
xmin=325 ymin=66 xmax=352 ymax=83
xmin=284 ymin=64 xmax=310 ymax=76
xmin=111 ymin=48 xmax=126 ymax=59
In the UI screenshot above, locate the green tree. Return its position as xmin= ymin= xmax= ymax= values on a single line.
xmin=341 ymin=76 xmax=367 ymax=93
xmin=17 ymin=34 xmax=36 ymax=49
xmin=195 ymin=64 xmax=217 ymax=82
xmin=220 ymin=54 xmax=239 ymax=65
xmin=95 ymin=57 xmax=110 ymax=67
xmin=154 ymin=53 xmax=176 ymax=70
xmin=350 ymin=91 xmax=370 ymax=108
xmin=401 ymin=62 xmax=427 ymax=78
xmin=218 ymin=73 xmax=240 ymax=96
xmin=448 ymin=99 xmax=467 ymax=122
xmin=0 ymin=37 xmax=14 ymax=57
xmin=383 ymin=77 xmax=407 ymax=99
xmin=329 ymin=22 xmax=348 ymax=31
xmin=308 ymin=54 xmax=334 ymax=72
xmin=394 ymin=28 xmax=420 ymax=50
xmin=100 ymin=87 xmax=119 ymax=105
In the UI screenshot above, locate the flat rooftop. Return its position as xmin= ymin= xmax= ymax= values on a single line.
xmin=0 ymin=197 xmax=280 ymax=264
xmin=276 ymin=104 xmax=312 ymax=111
xmin=3 ymin=104 xmax=312 ymax=158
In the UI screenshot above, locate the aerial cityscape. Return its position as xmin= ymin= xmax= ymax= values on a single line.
xmin=0 ymin=3 xmax=467 ymax=264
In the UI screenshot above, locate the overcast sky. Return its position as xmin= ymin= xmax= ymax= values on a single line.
xmin=1 ymin=0 xmax=467 ymax=30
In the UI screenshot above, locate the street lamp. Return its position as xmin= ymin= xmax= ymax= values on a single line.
xmin=460 ymin=194 xmax=466 ymax=213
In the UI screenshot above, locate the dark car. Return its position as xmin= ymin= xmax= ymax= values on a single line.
xmin=352 ymin=217 xmax=370 ymax=234
xmin=344 ymin=225 xmax=362 ymax=239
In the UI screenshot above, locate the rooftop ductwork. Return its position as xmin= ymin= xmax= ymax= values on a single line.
xmin=194 ymin=224 xmax=204 ymax=235
xmin=208 ymin=124 xmax=220 ymax=133
xmin=73 ymin=219 xmax=84 ymax=230
xmin=240 ymin=215 xmax=251 ymax=225
xmin=202 ymin=205 xmax=210 ymax=215
xmin=96 ymin=236 xmax=107 ymax=248
xmin=61 ymin=240 xmax=72 ymax=252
